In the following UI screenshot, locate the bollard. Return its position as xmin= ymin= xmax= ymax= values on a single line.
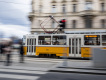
xmin=62 ymin=53 xmax=68 ymax=67
xmin=92 ymin=48 xmax=106 ymax=68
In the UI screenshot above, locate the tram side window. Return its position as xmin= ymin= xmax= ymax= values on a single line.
xmin=23 ymin=36 xmax=26 ymax=45
xmin=53 ymin=36 xmax=66 ymax=45
xmin=39 ymin=36 xmax=51 ymax=45
xmin=27 ymin=39 xmax=29 ymax=45
xmin=102 ymin=35 xmax=106 ymax=46
xmin=84 ymin=35 xmax=100 ymax=45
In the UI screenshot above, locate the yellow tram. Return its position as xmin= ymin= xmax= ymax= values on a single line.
xmin=23 ymin=32 xmax=106 ymax=58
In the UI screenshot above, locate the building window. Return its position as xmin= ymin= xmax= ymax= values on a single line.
xmin=85 ymin=1 xmax=92 ymax=10
xmin=101 ymin=3 xmax=105 ymax=12
xmin=85 ymin=16 xmax=92 ymax=28
xmin=101 ymin=19 xmax=105 ymax=28
xmin=52 ymin=21 xmax=55 ymax=28
xmin=62 ymin=4 xmax=66 ymax=13
xmin=73 ymin=4 xmax=77 ymax=12
xmin=72 ymin=20 xmax=76 ymax=28
xmin=39 ymin=5 xmax=42 ymax=13
xmin=52 ymin=5 xmax=56 ymax=13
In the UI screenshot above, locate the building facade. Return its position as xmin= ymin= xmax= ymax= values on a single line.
xmin=29 ymin=0 xmax=106 ymax=34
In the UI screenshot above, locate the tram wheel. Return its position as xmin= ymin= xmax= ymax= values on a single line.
xmin=39 ymin=54 xmax=41 ymax=58
xmin=52 ymin=54 xmax=56 ymax=58
xmin=56 ymin=56 xmax=60 ymax=59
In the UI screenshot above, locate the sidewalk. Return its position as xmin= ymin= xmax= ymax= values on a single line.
xmin=0 ymin=52 xmax=58 ymax=72
xmin=0 ymin=61 xmax=49 ymax=72
xmin=49 ymin=60 xmax=106 ymax=75
xmin=0 ymin=57 xmax=57 ymax=72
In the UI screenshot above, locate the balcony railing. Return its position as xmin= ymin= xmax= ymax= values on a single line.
xmin=79 ymin=10 xmax=98 ymax=16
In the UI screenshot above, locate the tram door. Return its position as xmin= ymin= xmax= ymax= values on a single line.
xmin=27 ymin=38 xmax=36 ymax=55
xmin=69 ymin=38 xmax=81 ymax=57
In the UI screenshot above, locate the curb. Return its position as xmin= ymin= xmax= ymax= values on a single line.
xmin=49 ymin=69 xmax=106 ymax=75
xmin=58 ymin=67 xmax=106 ymax=71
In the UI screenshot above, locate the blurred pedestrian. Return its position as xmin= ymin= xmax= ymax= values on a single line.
xmin=0 ymin=41 xmax=5 ymax=62
xmin=4 ymin=41 xmax=12 ymax=66
xmin=19 ymin=40 xmax=24 ymax=63
xmin=0 ymin=42 xmax=2 ymax=61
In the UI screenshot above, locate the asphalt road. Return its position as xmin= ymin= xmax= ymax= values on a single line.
xmin=0 ymin=71 xmax=106 ymax=80
xmin=0 ymin=52 xmax=105 ymax=80
xmin=38 ymin=72 xmax=106 ymax=80
xmin=0 ymin=78 xmax=22 ymax=80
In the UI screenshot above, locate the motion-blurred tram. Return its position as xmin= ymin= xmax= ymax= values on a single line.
xmin=23 ymin=33 xmax=106 ymax=58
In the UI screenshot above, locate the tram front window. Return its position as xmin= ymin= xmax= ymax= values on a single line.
xmin=39 ymin=36 xmax=51 ymax=45
xmin=84 ymin=35 xmax=100 ymax=45
xmin=102 ymin=35 xmax=106 ymax=46
xmin=53 ymin=36 xmax=66 ymax=45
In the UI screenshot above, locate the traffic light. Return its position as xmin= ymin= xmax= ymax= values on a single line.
xmin=59 ymin=19 xmax=66 ymax=29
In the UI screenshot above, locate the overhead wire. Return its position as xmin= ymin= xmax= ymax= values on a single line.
xmin=0 ymin=0 xmax=105 ymax=26
xmin=0 ymin=0 xmax=30 ymax=5
xmin=0 ymin=0 xmax=105 ymax=5
xmin=0 ymin=1 xmax=31 ymax=26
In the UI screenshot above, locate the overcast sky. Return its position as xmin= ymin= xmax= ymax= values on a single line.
xmin=0 ymin=0 xmax=31 ymax=38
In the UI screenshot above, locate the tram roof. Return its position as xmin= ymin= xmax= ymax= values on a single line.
xmin=25 ymin=30 xmax=106 ymax=37
xmin=65 ymin=30 xmax=106 ymax=34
